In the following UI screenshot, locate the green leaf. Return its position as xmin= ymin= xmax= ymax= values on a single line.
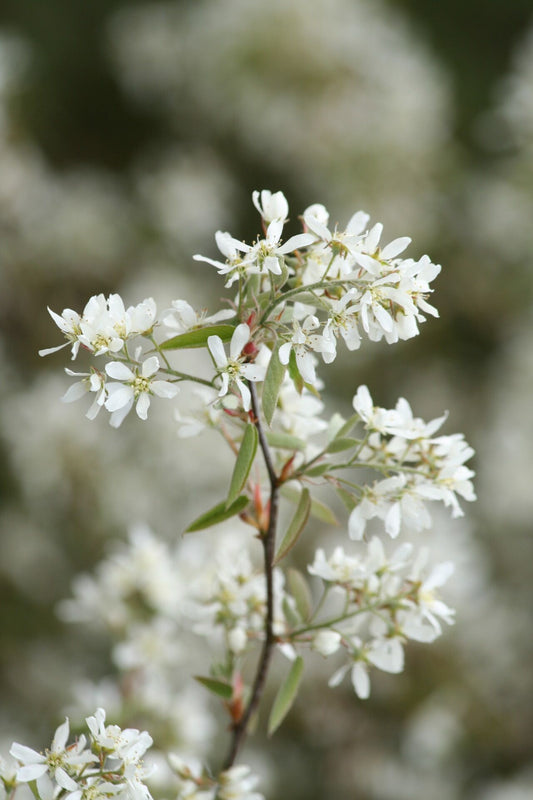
xmin=226 ymin=423 xmax=259 ymax=507
xmin=268 ymin=656 xmax=304 ymax=736
xmin=160 ymin=325 xmax=235 ymax=351
xmin=194 ymin=676 xmax=233 ymax=700
xmin=265 ymin=432 xmax=306 ymax=451
xmin=287 ymin=567 xmax=313 ymax=621
xmin=274 ymin=488 xmax=311 ymax=564
xmin=325 ymin=437 xmax=359 ymax=454
xmin=185 ymin=495 xmax=249 ymax=532
xmin=282 ymin=595 xmax=301 ymax=628
xmin=304 ymin=462 xmax=331 ymax=477
xmin=336 ymin=487 xmax=357 ymax=512
xmin=335 ymin=413 xmax=360 ymax=439
xmin=281 ymin=485 xmax=338 ymax=525
xmin=262 ymin=347 xmax=286 ymax=426
xmin=288 ymin=348 xmax=304 ymax=394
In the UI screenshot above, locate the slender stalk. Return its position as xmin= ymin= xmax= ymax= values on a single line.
xmin=223 ymin=382 xmax=279 ymax=770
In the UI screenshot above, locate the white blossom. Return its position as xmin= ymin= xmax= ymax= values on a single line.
xmin=207 ymin=324 xmax=266 ymax=411
xmin=105 ymin=355 xmax=178 ymax=427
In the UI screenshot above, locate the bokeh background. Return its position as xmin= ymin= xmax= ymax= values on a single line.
xmin=1 ymin=1 xmax=533 ymax=798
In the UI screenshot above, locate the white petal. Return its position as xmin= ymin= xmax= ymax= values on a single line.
xmin=105 ymin=386 xmax=133 ymax=412
xmin=237 ymin=379 xmax=251 ymax=411
xmin=61 ymin=383 xmax=87 ymax=403
xmin=230 ymin=324 xmax=250 ymax=359
xmin=39 ymin=343 xmax=69 ymax=357
xmin=105 ymin=362 xmax=134 ymax=381
xmin=278 ymin=342 xmax=291 ymax=365
xmin=381 ymin=237 xmax=411 ymax=260
xmin=55 ymin=768 xmax=78 ymax=792
xmin=351 ymin=663 xmax=371 ymax=699
xmin=135 ymin=393 xmax=151 ymax=420
xmin=208 ymin=335 xmax=227 ymax=368
xmin=277 ymin=233 xmax=315 ymax=254
xmin=16 ymin=764 xmax=48 ymax=782
xmin=152 ymin=380 xmax=179 ymax=399
xmin=10 ymin=743 xmax=44 ymax=764
xmin=141 ymin=356 xmax=159 ymax=378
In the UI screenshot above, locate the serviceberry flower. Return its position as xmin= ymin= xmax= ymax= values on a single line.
xmin=105 ymin=355 xmax=178 ymax=427
xmin=207 ymin=323 xmax=266 ymax=411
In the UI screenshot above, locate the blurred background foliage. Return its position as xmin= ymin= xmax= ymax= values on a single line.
xmin=1 ymin=1 xmax=533 ymax=798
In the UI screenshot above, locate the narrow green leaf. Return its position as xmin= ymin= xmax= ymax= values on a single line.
xmin=282 ymin=595 xmax=301 ymax=628
xmin=288 ymin=348 xmax=304 ymax=394
xmin=274 ymin=488 xmax=311 ymax=564
xmin=226 ymin=423 xmax=259 ymax=507
xmin=304 ymin=462 xmax=331 ymax=477
xmin=281 ymin=485 xmax=338 ymax=525
xmin=326 ymin=437 xmax=358 ymax=454
xmin=194 ymin=676 xmax=233 ymax=700
xmin=336 ymin=487 xmax=357 ymax=512
xmin=335 ymin=413 xmax=360 ymax=439
xmin=186 ymin=495 xmax=249 ymax=532
xmin=262 ymin=348 xmax=286 ymax=426
xmin=160 ymin=324 xmax=235 ymax=351
xmin=265 ymin=431 xmax=306 ymax=451
xmin=287 ymin=568 xmax=312 ymax=622
xmin=268 ymin=656 xmax=304 ymax=736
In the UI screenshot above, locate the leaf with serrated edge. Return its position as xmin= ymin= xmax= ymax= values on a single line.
xmin=287 ymin=568 xmax=312 ymax=621
xmin=262 ymin=347 xmax=286 ymax=426
xmin=274 ymin=488 xmax=311 ymax=564
xmin=160 ymin=325 xmax=235 ymax=350
xmin=194 ymin=676 xmax=233 ymax=700
xmin=226 ymin=423 xmax=258 ymax=508
xmin=186 ymin=495 xmax=249 ymax=532
xmin=268 ymin=656 xmax=304 ymax=736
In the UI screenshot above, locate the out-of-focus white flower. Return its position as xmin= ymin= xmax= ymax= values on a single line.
xmin=312 ymin=630 xmax=342 ymax=656
xmin=217 ymin=764 xmax=264 ymax=800
xmin=208 ymin=324 xmax=266 ymax=411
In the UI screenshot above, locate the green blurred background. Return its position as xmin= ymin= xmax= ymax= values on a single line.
xmin=1 ymin=1 xmax=533 ymax=798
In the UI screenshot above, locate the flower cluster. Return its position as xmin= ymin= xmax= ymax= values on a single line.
xmin=191 ymin=546 xmax=292 ymax=656
xmin=303 ymin=537 xmax=454 ymax=699
xmin=346 ymin=385 xmax=476 ymax=539
xmin=10 ymin=710 xmax=153 ymax=800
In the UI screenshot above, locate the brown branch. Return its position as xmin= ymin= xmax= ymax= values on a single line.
xmin=222 ymin=382 xmax=279 ymax=770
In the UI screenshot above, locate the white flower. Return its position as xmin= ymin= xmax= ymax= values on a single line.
xmin=86 ymin=708 xmax=153 ymax=764
xmin=245 ymin=218 xmax=314 ymax=278
xmin=104 ymin=356 xmax=178 ymax=427
xmin=10 ymin=717 xmax=95 ymax=790
xmin=162 ymin=299 xmax=234 ymax=336
xmin=39 ymin=307 xmax=83 ymax=359
xmin=252 ymin=189 xmax=288 ymax=223
xmin=312 ymin=630 xmax=342 ymax=657
xmin=207 ymin=324 xmax=266 ymax=411
xmin=279 ymin=315 xmax=334 ymax=384
xmin=61 ymin=368 xmax=107 ymax=420
xmin=217 ymin=765 xmax=264 ymax=800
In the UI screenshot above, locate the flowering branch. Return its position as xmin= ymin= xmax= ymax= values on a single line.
xmin=28 ymin=189 xmax=476 ymax=800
